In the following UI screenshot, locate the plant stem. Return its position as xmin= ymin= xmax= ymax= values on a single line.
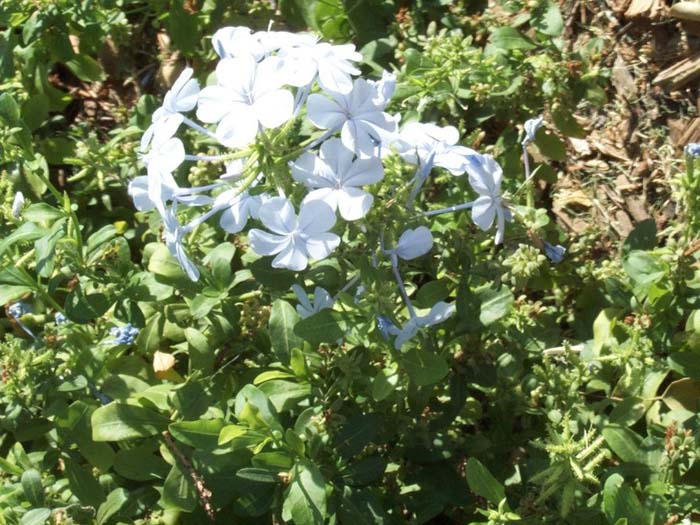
xmin=423 ymin=201 xmax=475 ymax=217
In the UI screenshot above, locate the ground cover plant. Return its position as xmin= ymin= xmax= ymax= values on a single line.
xmin=1 ymin=1 xmax=700 ymax=524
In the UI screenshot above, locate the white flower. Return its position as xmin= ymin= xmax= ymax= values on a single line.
xmin=249 ymin=197 xmax=340 ymax=271
xmin=140 ymin=114 xmax=185 ymax=173
xmin=162 ymin=205 xmax=199 ymax=281
xmin=278 ymin=41 xmax=362 ymax=93
xmin=522 ymin=115 xmax=544 ymax=146
xmin=196 ymin=55 xmax=294 ymax=148
xmin=390 ymin=226 xmax=434 ymax=261
xmin=212 ymin=26 xmax=268 ymax=60
xmin=393 ymin=301 xmax=454 ymax=349
xmin=155 ymin=67 xmax=200 ymax=120
xmin=369 ymin=70 xmax=397 ymax=109
xmin=214 ymin=188 xmax=266 ymax=234
xmin=394 ymin=122 xmax=475 ymax=175
xmin=291 ymin=138 xmax=383 ymax=221
xmin=292 ymin=284 xmax=334 ymax=318
xmin=465 ymin=153 xmax=511 ymax=245
xmin=11 ymin=191 xmax=24 ymax=218
xmin=307 ymin=76 xmax=399 ymax=158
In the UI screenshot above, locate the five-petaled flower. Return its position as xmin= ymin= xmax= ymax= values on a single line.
xmin=522 ymin=115 xmax=544 ymax=146
xmin=197 ymin=55 xmax=294 ymax=148
xmin=465 ymin=153 xmax=511 ymax=245
xmin=292 ymin=285 xmax=334 ymax=318
xmin=249 ymin=197 xmax=340 ymax=271
xmin=291 ymin=138 xmax=384 ymax=221
xmin=307 ymin=76 xmax=398 ymax=158
xmin=392 ymin=301 xmax=454 ymax=349
xmin=394 ymin=122 xmax=475 ymax=175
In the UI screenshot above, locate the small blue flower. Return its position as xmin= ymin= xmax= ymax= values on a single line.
xmin=544 ymin=242 xmax=566 ymax=264
xmin=685 ymin=143 xmax=700 ymax=157
xmin=7 ymin=302 xmax=36 ymax=339
xmin=89 ymin=384 xmax=113 ymax=405
xmin=8 ymin=302 xmax=30 ymax=320
xmin=54 ymin=312 xmax=68 ymax=325
xmin=109 ymin=323 xmax=139 ymax=345
xmin=354 ymin=285 xmax=366 ymax=305
xmin=377 ymin=315 xmax=398 ymax=340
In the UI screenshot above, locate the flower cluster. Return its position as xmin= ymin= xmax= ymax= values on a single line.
xmin=131 ymin=25 xmax=521 ymax=349
xmin=108 ymin=324 xmax=140 ymax=346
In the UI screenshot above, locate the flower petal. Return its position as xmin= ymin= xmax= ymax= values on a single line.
xmin=341 ymin=157 xmax=384 ymax=187
xmin=303 ymin=188 xmax=339 ymax=211
xmin=272 ymin=241 xmax=308 ymax=271
xmin=254 ymin=89 xmax=294 ymax=129
xmin=215 ymin=105 xmax=259 ymax=148
xmin=471 ymin=195 xmax=496 ymax=231
xmin=291 ymin=152 xmax=335 ymax=188
xmin=465 ymin=153 xmax=502 ymax=196
xmin=197 ymin=86 xmax=236 ymax=123
xmin=307 ymin=93 xmax=346 ymax=130
xmin=304 ymin=232 xmax=340 ymax=260
xmin=249 ymin=229 xmax=288 ymax=256
xmin=396 ymin=226 xmax=433 ymax=260
xmin=337 ymin=187 xmax=373 ymax=221
xmin=298 ymin=200 xmax=336 ymax=235
xmin=258 ymin=197 xmax=297 ymax=234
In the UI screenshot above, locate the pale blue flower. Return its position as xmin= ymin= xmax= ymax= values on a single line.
xmin=685 ymin=143 xmax=700 ymax=157
xmin=377 ymin=315 xmax=398 ymax=340
xmin=11 ymin=191 xmax=24 ymax=218
xmin=465 ymin=153 xmax=511 ymax=245
xmin=8 ymin=302 xmax=36 ymax=339
xmin=109 ymin=324 xmax=139 ymax=346
xmin=522 ymin=115 xmax=544 ymax=146
xmin=54 ymin=312 xmax=68 ymax=325
xmin=292 ymin=284 xmax=334 ymax=319
xmin=544 ymin=242 xmax=566 ymax=264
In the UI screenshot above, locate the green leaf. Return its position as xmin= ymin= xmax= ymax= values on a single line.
xmin=34 ymin=219 xmax=65 ymax=277
xmin=168 ymin=419 xmax=224 ymax=451
xmin=63 ymin=456 xmax=105 ymax=507
xmin=65 ymin=54 xmax=105 ymax=82
xmin=136 ymin=312 xmax=164 ymax=353
xmin=294 ymin=309 xmax=344 ymax=346
xmin=623 ymin=219 xmax=657 ymax=254
xmin=0 ymin=285 xmax=32 ymax=305
xmin=532 ymin=1 xmax=564 ymax=36
xmin=19 ymin=508 xmax=51 ymax=525
xmin=662 ymin=378 xmax=700 ymax=413
xmin=489 ymin=27 xmax=537 ymax=51
xmin=602 ymin=425 xmax=643 ymax=463
xmin=0 ymin=223 xmax=46 ymax=257
xmin=91 ymin=403 xmax=169 ymax=441
xmin=259 ymin=380 xmax=311 ymax=413
xmin=234 ymin=385 xmax=283 ymax=433
xmin=403 ymin=348 xmax=449 ymax=386
xmin=269 ymin=299 xmax=303 ymax=362
xmin=282 ymin=460 xmax=328 ymax=525
xmin=465 ymin=458 xmax=506 ymax=506
xmin=477 ymin=285 xmax=514 ymax=326
xmin=534 ymin=130 xmax=567 ymax=161
xmin=162 ymin=463 xmax=197 ymax=511
xmin=113 ymin=443 xmax=169 ymax=481
xmin=668 ymin=353 xmax=700 ymax=380
xmin=21 ymin=468 xmax=44 ymax=506
xmin=64 ymin=288 xmax=111 ymax=324
xmin=166 ymin=3 xmax=199 ymax=54
xmin=96 ymin=488 xmax=128 ymax=525
xmin=185 ymin=327 xmax=215 ymax=374
xmin=603 ymin=474 xmax=647 ymax=524
xmin=334 ymin=413 xmax=381 ymax=458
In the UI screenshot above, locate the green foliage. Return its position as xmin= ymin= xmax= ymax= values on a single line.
xmin=1 ymin=1 xmax=699 ymax=525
